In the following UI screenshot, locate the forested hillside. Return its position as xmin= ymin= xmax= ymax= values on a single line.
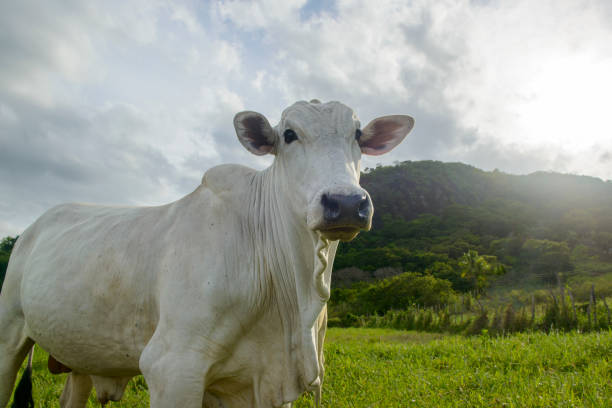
xmin=333 ymin=161 xmax=612 ymax=300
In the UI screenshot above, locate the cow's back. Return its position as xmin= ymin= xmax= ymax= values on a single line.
xmin=14 ymin=203 xmax=172 ymax=375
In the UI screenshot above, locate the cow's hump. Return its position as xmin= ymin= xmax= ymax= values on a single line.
xmin=201 ymin=164 xmax=255 ymax=197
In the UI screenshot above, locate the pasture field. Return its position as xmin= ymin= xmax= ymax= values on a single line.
xmin=13 ymin=328 xmax=612 ymax=407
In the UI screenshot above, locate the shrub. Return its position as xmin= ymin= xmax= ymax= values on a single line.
xmin=341 ymin=313 xmax=359 ymax=328
xmin=355 ymin=272 xmax=456 ymax=314
xmin=327 ymin=317 xmax=342 ymax=328
xmin=465 ymin=311 xmax=489 ymax=336
xmin=502 ymin=305 xmax=515 ymax=332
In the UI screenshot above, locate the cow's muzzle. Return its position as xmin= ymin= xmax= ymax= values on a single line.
xmin=316 ymin=192 xmax=372 ymax=241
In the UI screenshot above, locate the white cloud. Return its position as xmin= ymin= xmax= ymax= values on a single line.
xmin=217 ymin=0 xmax=612 ymax=178
xmin=217 ymin=0 xmax=308 ymax=29
xmin=441 ymin=0 xmax=612 ymax=177
xmin=0 ymin=2 xmax=99 ymax=107
xmin=171 ymin=4 xmax=205 ymax=35
xmin=252 ymin=70 xmax=267 ymax=91
xmin=0 ymin=0 xmax=254 ymax=236
xmin=2 ymin=0 xmax=612 ymax=237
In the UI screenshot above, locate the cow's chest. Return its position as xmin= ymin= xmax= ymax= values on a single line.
xmin=202 ymin=310 xmax=309 ymax=407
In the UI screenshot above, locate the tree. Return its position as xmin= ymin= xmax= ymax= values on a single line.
xmin=519 ymin=239 xmax=573 ymax=284
xmin=0 ymin=236 xmax=18 ymax=253
xmin=0 ymin=236 xmax=19 ymax=290
xmin=459 ymin=250 xmax=505 ymax=298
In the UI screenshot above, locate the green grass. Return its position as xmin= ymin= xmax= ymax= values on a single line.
xmin=12 ymin=329 xmax=612 ymax=407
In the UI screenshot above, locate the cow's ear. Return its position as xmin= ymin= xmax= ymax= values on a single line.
xmin=359 ymin=115 xmax=414 ymax=156
xmin=234 ymin=111 xmax=277 ymax=155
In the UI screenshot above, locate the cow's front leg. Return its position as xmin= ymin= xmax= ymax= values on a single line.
xmin=59 ymin=372 xmax=92 ymax=408
xmin=140 ymin=339 xmax=211 ymax=408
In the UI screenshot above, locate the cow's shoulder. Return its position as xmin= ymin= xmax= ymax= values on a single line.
xmin=201 ymin=164 xmax=256 ymax=198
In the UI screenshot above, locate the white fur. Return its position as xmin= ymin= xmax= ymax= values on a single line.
xmin=0 ymin=100 xmax=413 ymax=407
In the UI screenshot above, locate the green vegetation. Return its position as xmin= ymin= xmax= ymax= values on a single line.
xmin=330 ymin=161 xmax=612 ymax=324
xmin=329 ymin=275 xmax=612 ymax=334
xmin=0 ymin=235 xmax=17 ymax=288
xmin=296 ymin=328 xmax=612 ymax=407
xmin=10 ymin=328 xmax=612 ymax=407
xmin=336 ymin=161 xmax=612 ymax=287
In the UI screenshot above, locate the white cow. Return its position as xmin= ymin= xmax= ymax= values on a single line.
xmin=0 ymin=100 xmax=413 ymax=407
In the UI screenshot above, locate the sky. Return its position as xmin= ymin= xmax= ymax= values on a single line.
xmin=1 ymin=0 xmax=612 ymax=237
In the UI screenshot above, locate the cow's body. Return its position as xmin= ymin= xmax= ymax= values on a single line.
xmin=8 ymin=164 xmax=333 ymax=406
xmin=0 ymin=100 xmax=413 ymax=407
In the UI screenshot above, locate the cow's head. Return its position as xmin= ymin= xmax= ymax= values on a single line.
xmin=234 ymin=100 xmax=413 ymax=242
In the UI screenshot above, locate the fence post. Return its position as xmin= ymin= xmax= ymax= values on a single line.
xmin=602 ymin=296 xmax=611 ymax=326
xmin=568 ymin=289 xmax=577 ymax=323
xmin=531 ymin=294 xmax=536 ymax=324
xmin=549 ymin=289 xmax=557 ymax=306
xmin=557 ymin=273 xmax=566 ymax=311
xmin=588 ymin=294 xmax=593 ymax=328
xmin=591 ymin=285 xmax=597 ymax=327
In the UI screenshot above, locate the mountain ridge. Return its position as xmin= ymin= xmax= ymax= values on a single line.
xmin=333 ymin=160 xmax=612 ymax=293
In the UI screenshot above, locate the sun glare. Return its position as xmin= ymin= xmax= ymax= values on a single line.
xmin=516 ymin=55 xmax=612 ymax=152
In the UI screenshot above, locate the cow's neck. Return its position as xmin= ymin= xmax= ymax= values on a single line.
xmin=245 ymin=164 xmax=337 ymax=399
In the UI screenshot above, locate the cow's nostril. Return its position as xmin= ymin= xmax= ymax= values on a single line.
xmin=321 ymin=194 xmax=341 ymax=221
xmin=358 ymin=197 xmax=371 ymax=219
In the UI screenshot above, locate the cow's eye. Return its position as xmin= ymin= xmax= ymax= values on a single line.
xmin=355 ymin=128 xmax=362 ymax=141
xmin=284 ymin=129 xmax=298 ymax=144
